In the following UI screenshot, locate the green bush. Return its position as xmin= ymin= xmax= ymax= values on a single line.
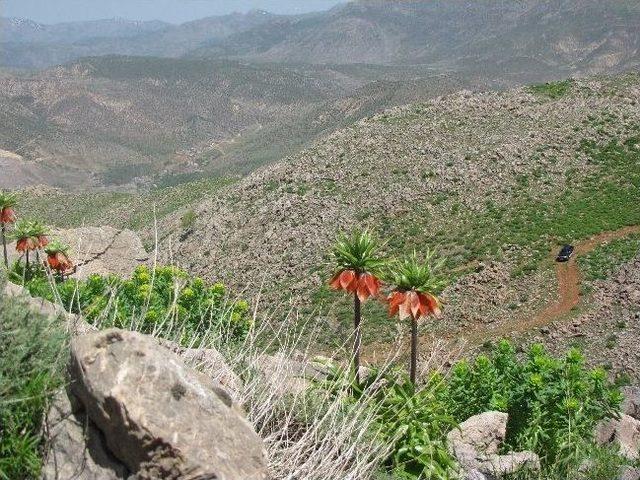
xmin=445 ymin=341 xmax=621 ymax=472
xmin=326 ymin=341 xmax=622 ymax=479
xmin=0 ymin=277 xmax=68 ymax=479
xmin=16 ymin=264 xmax=251 ymax=346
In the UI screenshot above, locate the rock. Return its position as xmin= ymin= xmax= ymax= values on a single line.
xmin=69 ymin=329 xmax=267 ymax=480
xmin=620 ymin=466 xmax=640 ymax=480
xmin=622 ymin=386 xmax=640 ymax=420
xmin=596 ymin=414 xmax=640 ymax=461
xmin=60 ymin=227 xmax=149 ymax=279
xmin=158 ymin=339 xmax=243 ymax=397
xmin=42 ymin=390 xmax=130 ymax=480
xmin=3 ymin=281 xmax=96 ymax=335
xmin=6 ymin=226 xmax=148 ymax=280
xmin=448 ymin=412 xmax=540 ymax=478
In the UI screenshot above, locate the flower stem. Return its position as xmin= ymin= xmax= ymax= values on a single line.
xmin=410 ymin=317 xmax=418 ymax=384
xmin=353 ymin=291 xmax=361 ymax=386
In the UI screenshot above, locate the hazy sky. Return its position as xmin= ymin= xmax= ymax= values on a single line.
xmin=3 ymin=0 xmax=344 ymax=24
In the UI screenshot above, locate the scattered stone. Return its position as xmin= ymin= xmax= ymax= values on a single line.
xmin=448 ymin=412 xmax=540 ymax=478
xmin=622 ymin=386 xmax=640 ymax=420
xmin=69 ymin=329 xmax=267 ymax=480
xmin=620 ymin=466 xmax=640 ymax=480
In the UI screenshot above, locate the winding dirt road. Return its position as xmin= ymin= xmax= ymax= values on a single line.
xmin=467 ymin=225 xmax=640 ymax=343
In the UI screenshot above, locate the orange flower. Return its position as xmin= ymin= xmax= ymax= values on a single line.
xmin=330 ymin=269 xmax=382 ymax=301
xmin=37 ymin=234 xmax=49 ymax=248
xmin=47 ymin=252 xmax=73 ymax=272
xmin=388 ymin=290 xmax=441 ymax=320
xmin=0 ymin=207 xmax=16 ymax=224
xmin=16 ymin=237 xmax=39 ymax=253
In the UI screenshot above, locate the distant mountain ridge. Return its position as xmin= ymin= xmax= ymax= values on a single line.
xmin=3 ymin=0 xmax=640 ymax=74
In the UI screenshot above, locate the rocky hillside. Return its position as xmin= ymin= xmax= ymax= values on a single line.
xmin=162 ymin=72 xmax=640 ymax=351
xmin=0 ymin=57 xmax=476 ymax=189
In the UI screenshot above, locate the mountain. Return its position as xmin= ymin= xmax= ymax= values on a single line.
xmin=0 ymin=56 xmax=475 ymax=188
xmin=155 ymin=72 xmax=640 ymax=348
xmin=4 ymin=1 xmax=640 ymax=75
xmin=0 ymin=11 xmax=284 ymax=69
xmin=192 ymin=0 xmax=640 ymax=75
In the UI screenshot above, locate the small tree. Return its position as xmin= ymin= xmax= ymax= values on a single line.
xmin=0 ymin=192 xmax=17 ymax=268
xmin=387 ymin=250 xmax=446 ymax=384
xmin=329 ymin=230 xmax=384 ymax=384
xmin=12 ymin=220 xmax=49 ymax=272
xmin=45 ymin=240 xmax=74 ymax=281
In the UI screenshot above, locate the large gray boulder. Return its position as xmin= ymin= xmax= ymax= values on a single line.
xmin=447 ymin=412 xmax=540 ymax=479
xmin=596 ymin=414 xmax=640 ymax=461
xmin=42 ymin=391 xmax=130 ymax=480
xmin=69 ymin=329 xmax=267 ymax=480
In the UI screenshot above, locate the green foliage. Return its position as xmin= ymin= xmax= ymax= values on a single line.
xmin=10 ymin=219 xmax=48 ymax=244
xmin=331 ymin=229 xmax=385 ymax=274
xmin=386 ymin=250 xmax=447 ymax=294
xmin=0 ymin=191 xmax=17 ymax=212
xmin=445 ymin=341 xmax=621 ymax=473
xmin=579 ymin=234 xmax=640 ymax=282
xmin=0 ymin=276 xmax=67 ymax=479
xmin=181 ymin=209 xmax=197 ymax=230
xmin=325 ymin=341 xmax=621 ymax=479
xmin=19 ymin=264 xmax=251 ymax=346
xmin=44 ymin=239 xmax=70 ymax=256
xmin=324 ymin=366 xmax=457 ymax=479
xmin=528 ymin=80 xmax=574 ymax=99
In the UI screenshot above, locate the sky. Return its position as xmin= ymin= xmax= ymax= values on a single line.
xmin=2 ymin=0 xmax=344 ymax=24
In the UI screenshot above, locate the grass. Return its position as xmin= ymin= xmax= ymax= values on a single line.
xmin=18 ymin=176 xmax=235 ymax=235
xmin=579 ymin=234 xmax=640 ymax=282
xmin=527 ymin=79 xmax=575 ymax=99
xmin=0 ymin=276 xmax=68 ymax=479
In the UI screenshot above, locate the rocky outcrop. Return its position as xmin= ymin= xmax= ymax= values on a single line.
xmin=45 ymin=329 xmax=267 ymax=480
xmin=3 ymin=281 xmax=95 ymax=335
xmin=251 ymin=352 xmax=332 ymax=396
xmin=622 ymin=386 xmax=640 ymax=420
xmin=447 ymin=412 xmax=540 ymax=479
xmin=596 ymin=414 xmax=640 ymax=461
xmin=7 ymin=226 xmax=148 ymax=279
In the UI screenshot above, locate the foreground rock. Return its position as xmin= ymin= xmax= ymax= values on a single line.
xmin=65 ymin=329 xmax=267 ymax=480
xmin=42 ymin=391 xmax=130 ymax=479
xmin=447 ymin=411 xmax=540 ymax=479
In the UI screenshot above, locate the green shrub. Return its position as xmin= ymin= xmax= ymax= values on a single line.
xmin=181 ymin=209 xmax=197 ymax=230
xmin=527 ymin=79 xmax=574 ymax=99
xmin=325 ymin=341 xmax=622 ymax=479
xmin=0 ymin=277 xmax=68 ymax=479
xmin=16 ymin=264 xmax=251 ymax=347
xmin=445 ymin=341 xmax=621 ymax=472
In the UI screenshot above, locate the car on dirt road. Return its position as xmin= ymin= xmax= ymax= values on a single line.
xmin=556 ymin=244 xmax=575 ymax=262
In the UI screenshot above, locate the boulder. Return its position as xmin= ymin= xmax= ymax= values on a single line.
xmin=69 ymin=329 xmax=267 ymax=480
xmin=447 ymin=412 xmax=540 ymax=478
xmin=620 ymin=466 xmax=640 ymax=480
xmin=159 ymin=338 xmax=243 ymax=397
xmin=42 ymin=390 xmax=130 ymax=480
xmin=3 ymin=281 xmax=95 ymax=335
xmin=596 ymin=414 xmax=640 ymax=461
xmin=622 ymin=386 xmax=640 ymax=420
xmin=6 ymin=226 xmax=148 ymax=279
